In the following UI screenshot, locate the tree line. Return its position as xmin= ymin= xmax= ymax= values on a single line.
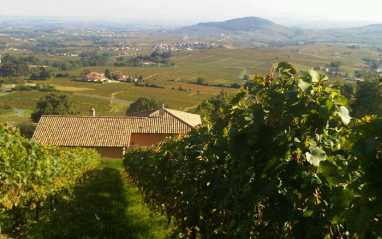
xmin=114 ymin=51 xmax=173 ymax=67
xmin=0 ymin=52 xmax=110 ymax=78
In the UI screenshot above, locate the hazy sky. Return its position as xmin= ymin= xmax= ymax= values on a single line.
xmin=1 ymin=0 xmax=382 ymax=25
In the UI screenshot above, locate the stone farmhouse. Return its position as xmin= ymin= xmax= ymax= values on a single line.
xmin=32 ymin=107 xmax=201 ymax=159
xmin=117 ymin=76 xmax=138 ymax=83
xmin=80 ymin=72 xmax=109 ymax=82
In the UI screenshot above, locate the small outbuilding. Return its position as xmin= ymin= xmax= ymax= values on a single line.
xmin=32 ymin=107 xmax=201 ymax=159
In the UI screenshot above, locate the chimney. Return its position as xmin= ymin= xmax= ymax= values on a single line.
xmin=89 ymin=107 xmax=95 ymax=116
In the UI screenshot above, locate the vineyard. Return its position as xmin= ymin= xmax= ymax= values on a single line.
xmin=124 ymin=62 xmax=382 ymax=238
xmin=0 ymin=123 xmax=100 ymax=235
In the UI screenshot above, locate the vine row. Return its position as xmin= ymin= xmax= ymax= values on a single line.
xmin=124 ymin=62 xmax=382 ymax=238
xmin=0 ymin=123 xmax=100 ymax=231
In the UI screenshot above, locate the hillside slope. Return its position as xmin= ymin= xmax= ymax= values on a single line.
xmin=161 ymin=17 xmax=382 ymax=44
xmin=168 ymin=17 xmax=298 ymax=42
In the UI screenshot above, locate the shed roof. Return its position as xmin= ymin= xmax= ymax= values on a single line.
xmin=32 ymin=108 xmax=201 ymax=148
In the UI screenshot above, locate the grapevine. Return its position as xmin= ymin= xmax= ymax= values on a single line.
xmin=0 ymin=123 xmax=100 ymax=232
xmin=124 ymin=62 xmax=382 ymax=238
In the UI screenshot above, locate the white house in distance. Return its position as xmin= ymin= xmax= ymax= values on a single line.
xmin=80 ymin=72 xmax=109 ymax=82
xmin=117 ymin=76 xmax=138 ymax=83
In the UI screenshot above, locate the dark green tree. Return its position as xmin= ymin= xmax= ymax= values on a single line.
xmin=126 ymin=97 xmax=163 ymax=114
xmin=196 ymin=77 xmax=205 ymax=85
xmin=31 ymin=93 xmax=79 ymax=122
xmin=16 ymin=62 xmax=29 ymax=76
xmin=30 ymin=66 xmax=54 ymax=80
xmin=196 ymin=91 xmax=232 ymax=123
xmin=340 ymin=83 xmax=354 ymax=102
xmin=104 ymin=68 xmax=112 ymax=79
xmin=83 ymin=69 xmax=91 ymax=75
xmin=16 ymin=122 xmax=37 ymax=139
xmin=351 ymin=78 xmax=382 ymax=118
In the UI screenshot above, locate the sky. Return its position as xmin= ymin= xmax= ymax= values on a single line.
xmin=1 ymin=0 xmax=382 ymax=26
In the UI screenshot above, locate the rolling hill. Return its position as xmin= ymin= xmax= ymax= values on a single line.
xmin=170 ymin=17 xmax=298 ymax=42
xmin=161 ymin=17 xmax=382 ymax=44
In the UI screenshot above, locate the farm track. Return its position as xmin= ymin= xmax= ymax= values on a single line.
xmin=111 ymin=91 xmax=123 ymax=98
xmin=206 ymin=57 xmax=233 ymax=65
xmin=146 ymin=73 xmax=158 ymax=79
xmin=238 ymin=67 xmax=249 ymax=79
xmin=0 ymin=108 xmax=25 ymax=118
xmin=0 ymin=88 xmax=12 ymax=97
xmin=184 ymin=104 xmax=199 ymax=112
xmin=75 ymin=93 xmax=134 ymax=104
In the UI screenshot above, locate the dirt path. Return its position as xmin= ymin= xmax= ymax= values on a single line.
xmin=238 ymin=67 xmax=249 ymax=79
xmin=184 ymin=104 xmax=199 ymax=112
xmin=0 ymin=87 xmax=12 ymax=97
xmin=145 ymin=73 xmax=158 ymax=79
xmin=75 ymin=93 xmax=134 ymax=104
xmin=206 ymin=57 xmax=232 ymax=65
xmin=111 ymin=91 xmax=123 ymax=99
xmin=14 ymin=108 xmax=25 ymax=116
xmin=0 ymin=108 xmax=25 ymax=118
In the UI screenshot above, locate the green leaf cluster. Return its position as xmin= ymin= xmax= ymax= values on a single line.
xmin=124 ymin=62 xmax=382 ymax=238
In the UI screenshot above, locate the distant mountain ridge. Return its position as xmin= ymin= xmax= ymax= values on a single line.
xmin=163 ymin=17 xmax=382 ymax=44
xmin=169 ymin=17 xmax=297 ymax=42
xmin=197 ymin=17 xmax=273 ymax=31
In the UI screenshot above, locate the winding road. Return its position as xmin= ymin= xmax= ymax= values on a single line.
xmin=0 ymin=87 xmax=12 ymax=97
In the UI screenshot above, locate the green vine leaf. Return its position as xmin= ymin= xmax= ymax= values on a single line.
xmin=335 ymin=95 xmax=348 ymax=106
xmin=337 ymin=106 xmax=351 ymax=125
xmin=298 ymin=78 xmax=312 ymax=93
xmin=306 ymin=146 xmax=326 ymax=166
xmin=308 ymin=69 xmax=320 ymax=83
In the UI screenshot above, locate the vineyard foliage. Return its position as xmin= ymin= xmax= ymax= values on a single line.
xmin=124 ymin=62 xmax=382 ymax=238
xmin=0 ymin=123 xmax=100 ymax=230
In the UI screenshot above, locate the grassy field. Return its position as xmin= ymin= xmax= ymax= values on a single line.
xmin=11 ymin=159 xmax=172 ymax=239
xmin=0 ymin=90 xmax=130 ymax=123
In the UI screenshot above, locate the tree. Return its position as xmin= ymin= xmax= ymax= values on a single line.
xmin=30 ymin=66 xmax=54 ymax=80
xmin=330 ymin=61 xmax=342 ymax=68
xmin=126 ymin=97 xmax=163 ymax=114
xmin=16 ymin=61 xmax=29 ymax=76
xmin=83 ymin=69 xmax=91 ymax=75
xmin=31 ymin=93 xmax=79 ymax=122
xmin=196 ymin=91 xmax=232 ymax=123
xmin=196 ymin=77 xmax=205 ymax=85
xmin=104 ymin=68 xmax=112 ymax=79
xmin=16 ymin=122 xmax=36 ymax=139
xmin=340 ymin=83 xmax=354 ymax=102
xmin=351 ymin=78 xmax=382 ymax=118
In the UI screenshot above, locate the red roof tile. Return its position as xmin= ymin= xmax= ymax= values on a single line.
xmin=32 ymin=108 xmax=201 ymax=148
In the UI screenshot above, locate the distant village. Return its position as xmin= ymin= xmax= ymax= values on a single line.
xmin=151 ymin=41 xmax=222 ymax=51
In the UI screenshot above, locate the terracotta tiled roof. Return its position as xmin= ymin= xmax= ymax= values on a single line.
xmin=127 ymin=108 xmax=202 ymax=127
xmin=127 ymin=109 xmax=159 ymax=117
xmin=32 ymin=108 xmax=201 ymax=148
xmin=163 ymin=108 xmax=202 ymax=127
xmin=32 ymin=116 xmax=132 ymax=147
